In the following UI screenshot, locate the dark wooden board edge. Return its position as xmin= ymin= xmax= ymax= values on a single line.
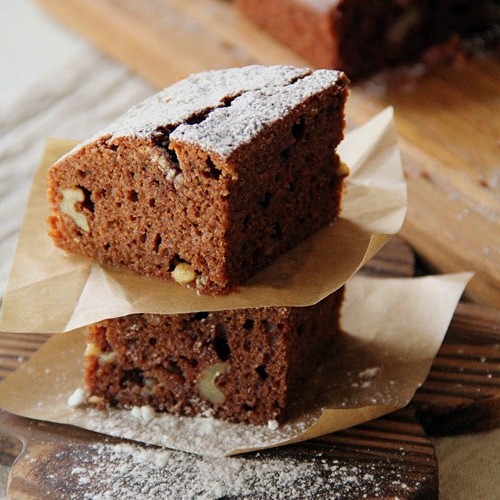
xmin=0 ymin=407 xmax=438 ymax=500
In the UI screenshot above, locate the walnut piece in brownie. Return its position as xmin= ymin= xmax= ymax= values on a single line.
xmin=84 ymin=287 xmax=344 ymax=425
xmin=47 ymin=65 xmax=349 ymax=295
xmin=237 ymin=0 xmax=495 ymax=77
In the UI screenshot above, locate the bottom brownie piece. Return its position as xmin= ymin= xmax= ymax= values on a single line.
xmin=84 ymin=288 xmax=344 ymax=425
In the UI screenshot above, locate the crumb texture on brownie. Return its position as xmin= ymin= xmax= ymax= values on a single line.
xmin=47 ymin=65 xmax=349 ymax=295
xmin=84 ymin=288 xmax=344 ymax=425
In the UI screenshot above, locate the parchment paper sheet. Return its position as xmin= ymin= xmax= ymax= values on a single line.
xmin=0 ymin=273 xmax=471 ymax=456
xmin=0 ymin=108 xmax=407 ymax=333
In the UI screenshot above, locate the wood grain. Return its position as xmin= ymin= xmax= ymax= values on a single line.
xmin=34 ymin=0 xmax=500 ymax=307
xmin=0 ymin=333 xmax=51 ymax=381
xmin=351 ymin=60 xmax=500 ymax=310
xmin=412 ymin=301 xmax=500 ymax=435
xmin=0 ymin=407 xmax=438 ymax=499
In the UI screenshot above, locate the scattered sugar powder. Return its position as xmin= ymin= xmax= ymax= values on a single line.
xmin=68 ymin=388 xmax=87 ymax=407
xmin=351 ymin=367 xmax=381 ymax=390
xmin=61 ymin=440 xmax=419 ymax=499
xmin=267 ymin=419 xmax=279 ymax=431
xmin=359 ymin=367 xmax=381 ymax=379
xmin=65 ymin=404 xmax=316 ymax=457
xmin=130 ymin=405 xmax=156 ymax=423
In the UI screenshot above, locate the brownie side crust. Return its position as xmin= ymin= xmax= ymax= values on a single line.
xmin=84 ymin=287 xmax=344 ymax=425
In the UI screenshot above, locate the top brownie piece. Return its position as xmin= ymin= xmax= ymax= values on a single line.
xmin=47 ymin=65 xmax=349 ymax=295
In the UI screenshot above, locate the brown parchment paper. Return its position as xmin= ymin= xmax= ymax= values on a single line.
xmin=0 ymin=273 xmax=472 ymax=456
xmin=0 ymin=108 xmax=407 ymax=333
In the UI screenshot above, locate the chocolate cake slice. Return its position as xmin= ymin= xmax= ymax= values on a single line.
xmin=47 ymin=65 xmax=349 ymax=295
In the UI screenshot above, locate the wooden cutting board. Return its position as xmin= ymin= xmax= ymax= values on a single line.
xmin=33 ymin=0 xmax=500 ymax=308
xmin=0 ymin=239 xmax=499 ymax=499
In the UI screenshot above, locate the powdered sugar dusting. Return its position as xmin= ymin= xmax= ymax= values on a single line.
xmin=171 ymin=69 xmax=344 ymax=157
xmin=53 ymin=65 xmax=345 ymax=165
xmin=107 ymin=65 xmax=312 ymax=140
xmin=58 ymin=440 xmax=421 ymax=499
xmin=65 ymin=403 xmax=318 ymax=458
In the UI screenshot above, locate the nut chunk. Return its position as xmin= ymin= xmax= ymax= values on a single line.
xmin=60 ymin=188 xmax=89 ymax=232
xmin=47 ymin=65 xmax=349 ymax=295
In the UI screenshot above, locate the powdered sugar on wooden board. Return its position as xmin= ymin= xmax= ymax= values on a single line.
xmin=55 ymin=440 xmax=421 ymax=499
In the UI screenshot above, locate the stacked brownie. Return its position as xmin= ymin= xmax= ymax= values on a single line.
xmin=47 ymin=65 xmax=349 ymax=425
